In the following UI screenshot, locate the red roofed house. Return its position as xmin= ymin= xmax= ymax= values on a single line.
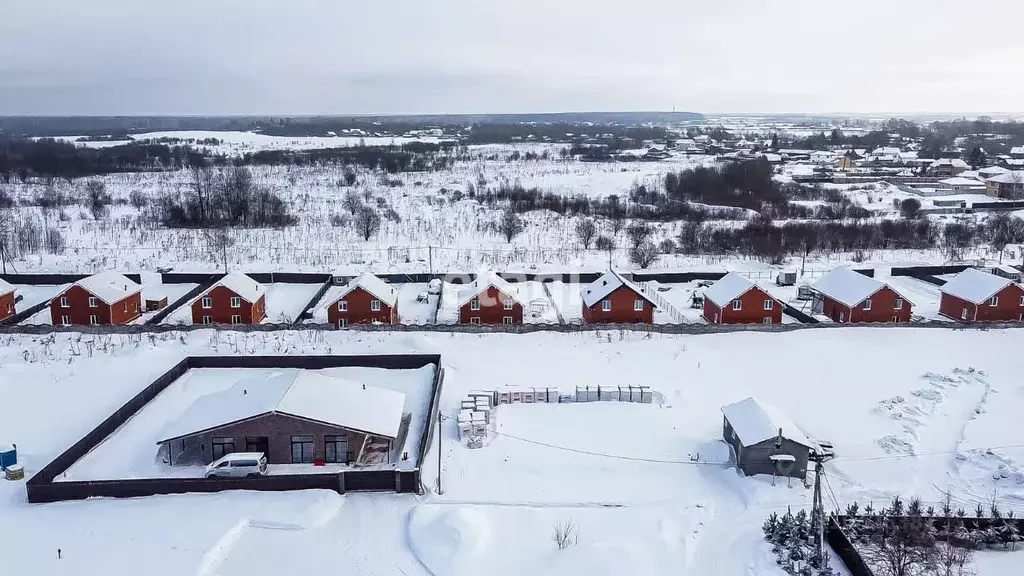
xmin=50 ymin=271 xmax=142 ymax=326
xmin=580 ymin=270 xmax=656 ymax=324
xmin=702 ymin=272 xmax=783 ymax=324
xmin=326 ymin=272 xmax=399 ymax=328
xmin=191 ymin=272 xmax=267 ymax=325
xmin=938 ymin=268 xmax=1024 ymax=322
xmin=458 ymin=272 xmax=525 ymax=325
xmin=0 ymin=279 xmax=15 ymax=322
xmin=811 ymin=267 xmax=913 ymax=323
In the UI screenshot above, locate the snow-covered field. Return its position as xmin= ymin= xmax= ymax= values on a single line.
xmin=3 ymin=328 xmax=1024 ymax=576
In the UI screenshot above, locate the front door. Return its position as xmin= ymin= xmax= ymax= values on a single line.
xmin=245 ymin=436 xmax=270 ymax=457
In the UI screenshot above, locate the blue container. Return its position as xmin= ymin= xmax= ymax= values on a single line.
xmin=0 ymin=445 xmax=16 ymax=469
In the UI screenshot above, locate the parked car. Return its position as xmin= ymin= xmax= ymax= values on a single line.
xmin=204 ymin=452 xmax=268 ymax=478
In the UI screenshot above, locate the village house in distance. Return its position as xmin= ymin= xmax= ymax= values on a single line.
xmin=579 ymin=270 xmax=656 ymax=324
xmin=702 ymin=272 xmax=782 ymax=325
xmin=326 ymin=272 xmax=399 ymax=328
xmin=190 ymin=272 xmax=267 ymax=325
xmin=457 ymin=271 xmax=525 ymax=325
xmin=811 ymin=267 xmax=913 ymax=323
xmin=939 ymin=268 xmax=1024 ymax=322
xmin=50 ymin=271 xmax=142 ymax=326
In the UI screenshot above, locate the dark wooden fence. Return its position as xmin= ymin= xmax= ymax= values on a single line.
xmin=26 ymin=354 xmax=443 ymax=503
xmin=827 ymin=516 xmax=875 ymax=576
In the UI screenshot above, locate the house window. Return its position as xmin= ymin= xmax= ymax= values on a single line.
xmin=894 ymin=298 xmax=903 ymax=310
xmin=961 ymin=308 xmax=968 ymax=320
xmin=212 ymin=437 xmax=235 ymax=460
xmin=989 ymin=296 xmax=999 ymax=307
xmin=202 ymin=316 xmax=212 ymax=325
xmin=60 ymin=315 xmax=70 ymax=326
xmin=1019 ymin=296 xmax=1024 ymax=307
xmin=503 ymin=298 xmax=513 ymax=310
xmin=763 ymin=300 xmax=774 ymax=311
xmin=503 ymin=316 xmax=513 ymax=325
xmin=763 ymin=317 xmax=773 ymax=324
xmin=371 ymin=299 xmax=381 ymax=312
xmin=60 ymin=296 xmax=69 ymax=308
xmin=88 ymin=296 xmax=98 ymax=308
xmin=89 ymin=315 xmax=98 ymax=325
xmin=863 ymin=298 xmax=872 ymax=311
xmin=732 ymin=299 xmax=742 ymax=310
xmin=338 ymin=318 xmax=348 ymax=329
xmin=231 ymin=315 xmax=241 ymax=324
xmin=123 ymin=302 xmax=128 ymax=312
xmin=633 ymin=299 xmax=644 ymax=311
xmin=230 ymin=296 xmax=241 ymax=308
xmin=338 ymin=300 xmax=348 ymax=312
xmin=892 ymin=316 xmax=901 ymax=323
xmin=290 ymin=435 xmax=314 ymax=463
xmin=602 ymin=300 xmax=611 ymax=311
xmin=470 ymin=317 xmax=481 ymax=325
xmin=470 ymin=298 xmax=480 ymax=311
xmin=201 ymin=297 xmax=213 ymax=309
xmin=324 ymin=435 xmax=349 ymax=464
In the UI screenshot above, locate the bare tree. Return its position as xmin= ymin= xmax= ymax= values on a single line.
xmin=343 ymin=190 xmax=363 ymax=215
xmin=943 ymin=222 xmax=976 ymax=262
xmin=626 ymin=221 xmax=653 ymax=250
xmin=497 ymin=207 xmax=525 ymax=242
xmin=85 ymin=180 xmax=111 ymax=220
xmin=594 ymin=235 xmax=615 ymax=252
xmin=204 ymin=229 xmax=234 ymax=273
xmin=984 ymin=214 xmax=1024 ymax=263
xmin=575 ymin=218 xmax=597 ymax=249
xmin=190 ymin=165 xmax=215 ymax=222
xmin=629 ymin=240 xmax=660 ymax=269
xmin=44 ymin=227 xmax=66 ymax=255
xmin=552 ymin=520 xmax=578 ymax=550
xmin=899 ymin=198 xmax=922 ymax=219
xmin=355 ymin=205 xmax=382 ymax=241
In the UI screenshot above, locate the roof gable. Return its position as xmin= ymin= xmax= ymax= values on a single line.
xmin=0 ymin=278 xmax=13 ymax=298
xmin=940 ymin=268 xmax=1015 ymax=304
xmin=335 ymin=272 xmax=398 ymax=307
xmin=73 ymin=272 xmax=142 ymax=305
xmin=811 ymin=267 xmax=910 ymax=308
xmin=580 ymin=270 xmax=655 ymax=308
xmin=201 ymin=272 xmax=266 ymax=304
xmin=703 ymin=272 xmax=774 ymax=307
xmin=457 ymin=272 xmax=526 ymax=307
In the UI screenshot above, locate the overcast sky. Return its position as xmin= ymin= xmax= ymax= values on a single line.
xmin=2 ymin=0 xmax=1022 ymax=116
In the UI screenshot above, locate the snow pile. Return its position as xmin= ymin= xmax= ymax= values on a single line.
xmin=408 ymin=507 xmax=491 ymax=576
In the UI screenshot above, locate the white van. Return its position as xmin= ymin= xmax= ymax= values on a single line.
xmin=204 ymin=452 xmax=268 ymax=478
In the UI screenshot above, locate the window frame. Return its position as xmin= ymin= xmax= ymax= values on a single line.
xmin=470 ymin=298 xmax=480 ymax=311
xmin=601 ymin=299 xmax=611 ymax=311
xmin=989 ymin=296 xmax=999 ymax=307
xmin=470 ymin=317 xmax=481 ymax=325
xmin=732 ymin=299 xmax=742 ymax=311
xmin=370 ymin=299 xmax=381 ymax=312
xmin=290 ymin=435 xmax=315 ymax=464
xmin=88 ymin=296 xmax=98 ymax=308
xmin=763 ymin=299 xmax=774 ymax=311
xmin=60 ymin=296 xmax=69 ymax=308
xmin=230 ymin=296 xmax=241 ymax=309
xmin=633 ymin=299 xmax=644 ymax=311
xmin=230 ymin=314 xmax=241 ymax=324
xmin=201 ymin=296 xmax=213 ymax=309
xmin=211 ymin=437 xmax=235 ymax=461
xmin=762 ymin=317 xmax=773 ymax=324
xmin=60 ymin=315 xmax=70 ymax=326
xmin=503 ymin=316 xmax=513 ymax=325
xmin=863 ymin=298 xmax=872 ymax=311
xmin=89 ymin=314 xmax=98 ymax=326
xmin=338 ymin=318 xmax=348 ymax=329
xmin=894 ymin=298 xmax=903 ymax=310
xmin=338 ymin=300 xmax=348 ymax=312
xmin=324 ymin=435 xmax=349 ymax=464
xmin=202 ymin=315 xmax=212 ymax=325
xmin=503 ymin=298 xmax=513 ymax=311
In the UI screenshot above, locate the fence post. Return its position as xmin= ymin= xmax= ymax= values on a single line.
xmin=337 ymin=472 xmax=346 ymax=494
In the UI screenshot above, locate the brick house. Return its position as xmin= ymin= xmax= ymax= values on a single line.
xmin=984 ymin=171 xmax=1024 ymax=199
xmin=50 ymin=271 xmax=142 ymax=326
xmin=811 ymin=267 xmax=913 ymax=323
xmin=191 ymin=272 xmax=267 ymax=325
xmin=157 ymin=370 xmax=407 ymax=466
xmin=579 ymin=270 xmax=656 ymax=324
xmin=939 ymin=268 xmax=1024 ymax=322
xmin=702 ymin=272 xmax=783 ymax=325
xmin=457 ymin=272 xmax=525 ymax=325
xmin=326 ymin=272 xmax=398 ymax=328
xmin=0 ymin=279 xmax=14 ymax=322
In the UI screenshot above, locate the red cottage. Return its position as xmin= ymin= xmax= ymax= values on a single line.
xmin=190 ymin=272 xmax=267 ymax=325
xmin=50 ymin=271 xmax=143 ymax=326
xmin=939 ymin=268 xmax=1024 ymax=322
xmin=326 ymin=272 xmax=399 ymax=328
xmin=811 ymin=267 xmax=913 ymax=323
xmin=702 ymin=272 xmax=783 ymax=325
xmin=457 ymin=272 xmax=525 ymax=325
xmin=580 ymin=270 xmax=656 ymax=324
xmin=0 ymin=279 xmax=15 ymax=322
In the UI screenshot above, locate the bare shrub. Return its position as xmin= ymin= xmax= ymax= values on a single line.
xmin=552 ymin=520 xmax=578 ymax=550
xmin=129 ymin=190 xmax=148 ymax=210
xmin=85 ymin=179 xmax=112 ymax=219
xmin=594 ymin=235 xmax=615 ymax=251
xmin=629 ymin=240 xmax=659 ymax=269
xmin=575 ymin=218 xmax=597 ymax=249
xmin=355 ymin=205 xmax=382 ymax=241
xmin=44 ymin=227 xmax=66 ymax=254
xmin=497 ymin=207 xmax=525 ymax=242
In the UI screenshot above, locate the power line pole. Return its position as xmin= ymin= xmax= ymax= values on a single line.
xmin=809 ymin=450 xmax=834 ymax=570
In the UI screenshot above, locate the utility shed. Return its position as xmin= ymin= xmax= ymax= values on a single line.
xmin=721 ymin=397 xmax=812 ymax=479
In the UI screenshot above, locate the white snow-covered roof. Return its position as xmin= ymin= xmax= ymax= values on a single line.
xmin=722 ymin=397 xmax=812 ymax=448
xmin=203 ymin=272 xmax=266 ymax=303
xmin=929 ymin=158 xmax=970 ymax=169
xmin=158 ymin=370 xmax=407 ymax=442
xmin=978 ymin=166 xmax=1010 ymax=176
xmin=938 ymin=177 xmax=984 ymax=187
xmin=811 ymin=267 xmax=911 ymax=308
xmin=1010 ymin=146 xmax=1024 ymax=155
xmin=457 ymin=271 xmax=526 ymax=307
xmin=336 ymin=272 xmax=398 ymax=307
xmin=940 ymin=268 xmax=1014 ymax=304
xmin=0 ymin=278 xmax=13 ymax=297
xmin=74 ymin=271 xmax=142 ymax=305
xmin=580 ymin=270 xmax=655 ymax=308
xmin=985 ymin=171 xmax=1024 ymax=184
xmin=703 ymin=272 xmax=771 ymax=308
